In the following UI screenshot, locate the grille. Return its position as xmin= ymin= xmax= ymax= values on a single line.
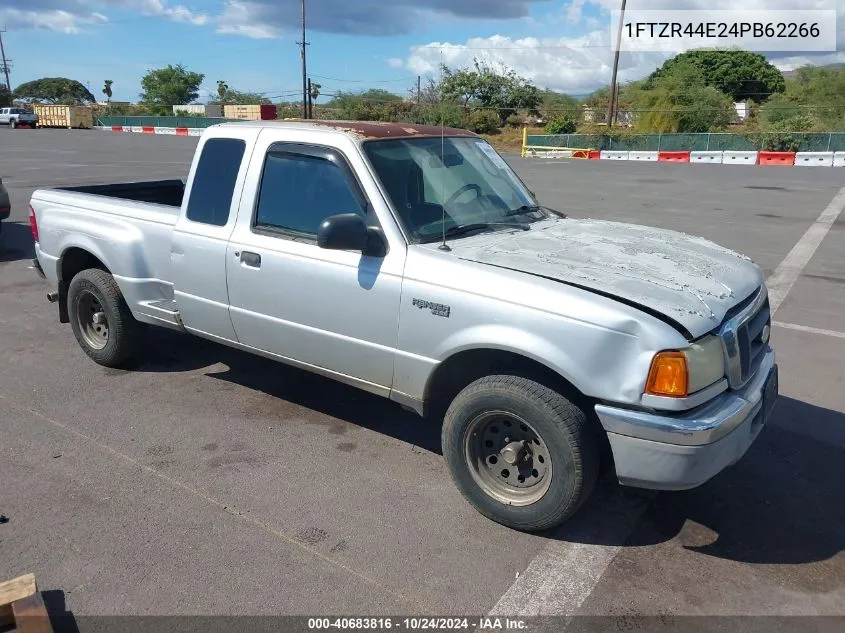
xmin=740 ymin=297 xmax=771 ymax=382
xmin=720 ymin=287 xmax=771 ymax=389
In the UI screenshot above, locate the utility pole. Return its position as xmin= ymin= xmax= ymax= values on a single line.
xmin=298 ymin=0 xmax=308 ymax=119
xmin=0 ymin=27 xmax=12 ymax=91
xmin=416 ymin=76 xmax=421 ymax=104
xmin=307 ymin=78 xmax=313 ymax=119
xmin=606 ymin=0 xmax=626 ymax=129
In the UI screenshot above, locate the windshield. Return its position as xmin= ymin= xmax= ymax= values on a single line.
xmin=363 ymin=136 xmax=547 ymax=242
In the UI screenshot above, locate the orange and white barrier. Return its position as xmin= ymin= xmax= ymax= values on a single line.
xmin=758 ymin=151 xmax=796 ymax=166
xmin=658 ymin=151 xmax=691 ymax=163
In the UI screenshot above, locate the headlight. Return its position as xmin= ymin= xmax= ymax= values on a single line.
xmin=645 ymin=335 xmax=725 ymax=398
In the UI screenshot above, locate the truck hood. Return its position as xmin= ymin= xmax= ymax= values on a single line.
xmin=438 ymin=218 xmax=763 ymax=339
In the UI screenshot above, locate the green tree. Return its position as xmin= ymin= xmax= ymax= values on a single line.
xmin=764 ymin=65 xmax=845 ymax=130
xmin=13 ymin=77 xmax=96 ymax=104
xmin=538 ymin=89 xmax=580 ymax=119
xmin=545 ymin=115 xmax=577 ymax=134
xmin=645 ymin=49 xmax=784 ymax=102
xmin=210 ymin=87 xmax=270 ymax=105
xmin=102 ymin=79 xmax=113 ymax=103
xmin=440 ymin=60 xmax=541 ymax=121
xmin=633 ymin=60 xmax=735 ymax=133
xmin=0 ymin=85 xmax=11 ymax=107
xmin=140 ymin=64 xmax=204 ymax=114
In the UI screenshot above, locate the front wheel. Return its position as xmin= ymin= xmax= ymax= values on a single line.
xmin=442 ymin=375 xmax=599 ymax=532
xmin=68 ymin=268 xmax=143 ymax=367
xmin=10 ymin=120 xmax=17 ymax=129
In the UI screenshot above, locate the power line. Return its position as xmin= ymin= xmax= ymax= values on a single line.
xmin=309 ymin=73 xmax=416 ymax=84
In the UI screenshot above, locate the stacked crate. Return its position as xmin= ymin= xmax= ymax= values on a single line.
xmin=32 ymin=105 xmax=94 ymax=129
xmin=223 ymin=104 xmax=277 ymax=120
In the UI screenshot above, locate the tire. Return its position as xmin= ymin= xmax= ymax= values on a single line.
xmin=67 ymin=268 xmax=143 ymax=367
xmin=442 ymin=375 xmax=599 ymax=532
xmin=10 ymin=120 xmax=17 ymax=129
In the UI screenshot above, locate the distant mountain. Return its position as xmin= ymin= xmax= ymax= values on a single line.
xmin=782 ymin=63 xmax=845 ymax=78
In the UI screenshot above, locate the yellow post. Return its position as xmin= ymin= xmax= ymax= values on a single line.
xmin=521 ymin=126 xmax=528 ymax=158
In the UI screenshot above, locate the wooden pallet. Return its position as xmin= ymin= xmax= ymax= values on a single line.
xmin=0 ymin=574 xmax=53 ymax=633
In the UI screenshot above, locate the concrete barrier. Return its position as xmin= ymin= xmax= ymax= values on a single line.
xmin=600 ymin=150 xmax=629 ymax=160
xmin=722 ymin=151 xmax=758 ymax=165
xmin=155 ymin=127 xmax=176 ymax=135
xmin=834 ymin=153 xmax=845 ymax=167
xmin=690 ymin=151 xmax=723 ymax=164
xmin=142 ymin=126 xmax=156 ymax=134
xmin=628 ymin=151 xmax=659 ymax=162
xmin=111 ymin=125 xmax=125 ymax=132
xmin=588 ymin=150 xmax=601 ymax=160
xmin=758 ymin=151 xmax=795 ymax=166
xmin=129 ymin=126 xmax=144 ymax=133
xmin=188 ymin=128 xmax=203 ymax=137
xmin=658 ymin=151 xmax=691 ymax=163
xmin=795 ymin=152 xmax=835 ymax=167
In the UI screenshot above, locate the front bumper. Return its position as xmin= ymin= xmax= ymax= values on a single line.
xmin=595 ymin=348 xmax=777 ymax=490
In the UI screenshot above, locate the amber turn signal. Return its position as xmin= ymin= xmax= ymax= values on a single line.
xmin=645 ymin=351 xmax=689 ymax=397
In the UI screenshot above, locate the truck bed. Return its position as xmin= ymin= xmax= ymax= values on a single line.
xmin=58 ymin=179 xmax=185 ymax=207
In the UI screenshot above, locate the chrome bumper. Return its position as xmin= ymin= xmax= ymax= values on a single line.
xmin=595 ymin=348 xmax=777 ymax=490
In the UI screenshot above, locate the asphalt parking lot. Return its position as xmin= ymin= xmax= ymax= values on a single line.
xmin=1 ymin=127 xmax=843 ymax=627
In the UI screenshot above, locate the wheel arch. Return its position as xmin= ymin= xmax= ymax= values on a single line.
xmin=422 ymin=347 xmax=613 ymax=475
xmin=57 ymin=246 xmax=110 ymax=323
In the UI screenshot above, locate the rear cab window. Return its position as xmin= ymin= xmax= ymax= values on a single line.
xmin=185 ymin=138 xmax=246 ymax=226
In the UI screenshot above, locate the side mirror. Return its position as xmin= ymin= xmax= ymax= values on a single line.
xmin=317 ymin=213 xmax=386 ymax=257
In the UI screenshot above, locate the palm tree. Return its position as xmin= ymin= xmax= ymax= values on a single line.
xmin=103 ymin=79 xmax=113 ymax=104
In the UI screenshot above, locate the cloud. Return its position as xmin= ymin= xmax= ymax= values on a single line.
xmin=0 ymin=8 xmax=108 ymax=33
xmin=216 ymin=0 xmax=550 ymax=39
xmin=394 ymin=0 xmax=844 ymax=94
xmin=400 ymin=33 xmax=670 ymax=94
xmin=0 ymin=0 xmax=208 ymax=33
xmin=387 ymin=58 xmax=405 ymax=68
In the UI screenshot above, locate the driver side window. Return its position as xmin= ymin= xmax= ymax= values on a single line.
xmin=254 ymin=151 xmax=366 ymax=238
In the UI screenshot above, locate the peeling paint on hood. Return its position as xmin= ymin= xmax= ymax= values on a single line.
xmin=433 ymin=218 xmax=763 ymax=339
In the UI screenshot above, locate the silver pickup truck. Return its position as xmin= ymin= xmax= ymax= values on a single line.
xmin=30 ymin=121 xmax=778 ymax=531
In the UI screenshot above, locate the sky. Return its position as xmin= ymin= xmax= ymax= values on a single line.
xmin=0 ymin=0 xmax=843 ymax=103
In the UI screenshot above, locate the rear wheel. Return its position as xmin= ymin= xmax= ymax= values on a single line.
xmin=68 ymin=268 xmax=143 ymax=367
xmin=10 ymin=120 xmax=17 ymax=129
xmin=442 ymin=375 xmax=599 ymax=532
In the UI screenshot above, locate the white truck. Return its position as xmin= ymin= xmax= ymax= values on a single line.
xmin=0 ymin=107 xmax=38 ymax=128
xmin=30 ymin=121 xmax=778 ymax=531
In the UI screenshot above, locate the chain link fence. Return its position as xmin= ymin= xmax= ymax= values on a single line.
xmin=95 ymin=115 xmax=237 ymax=128
xmin=526 ymin=132 xmax=845 ymax=152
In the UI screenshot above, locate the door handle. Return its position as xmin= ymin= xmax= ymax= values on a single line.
xmin=240 ymin=251 xmax=261 ymax=268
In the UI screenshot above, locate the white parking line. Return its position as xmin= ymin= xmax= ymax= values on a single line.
xmin=489 ymin=185 xmax=845 ymax=617
xmin=774 ymin=321 xmax=845 ymax=340
xmin=767 ymin=185 xmax=845 ymax=314
xmin=489 ymin=490 xmax=651 ymax=616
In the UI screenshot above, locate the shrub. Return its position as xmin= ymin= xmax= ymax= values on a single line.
xmin=545 ymin=115 xmax=577 ymax=135
xmin=467 ymin=109 xmax=501 ymax=134
xmin=505 ymin=114 xmax=524 ymax=128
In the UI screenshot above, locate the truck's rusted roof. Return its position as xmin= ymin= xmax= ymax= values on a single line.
xmin=221 ymin=119 xmax=479 ymax=140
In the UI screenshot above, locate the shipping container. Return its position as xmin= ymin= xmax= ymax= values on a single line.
xmin=32 ymin=105 xmax=94 ymax=129
xmin=172 ymin=104 xmax=223 ymax=118
xmin=223 ymin=104 xmax=277 ymax=120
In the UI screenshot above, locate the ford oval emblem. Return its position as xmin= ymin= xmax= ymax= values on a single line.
xmin=761 ymin=324 xmax=771 ymax=345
